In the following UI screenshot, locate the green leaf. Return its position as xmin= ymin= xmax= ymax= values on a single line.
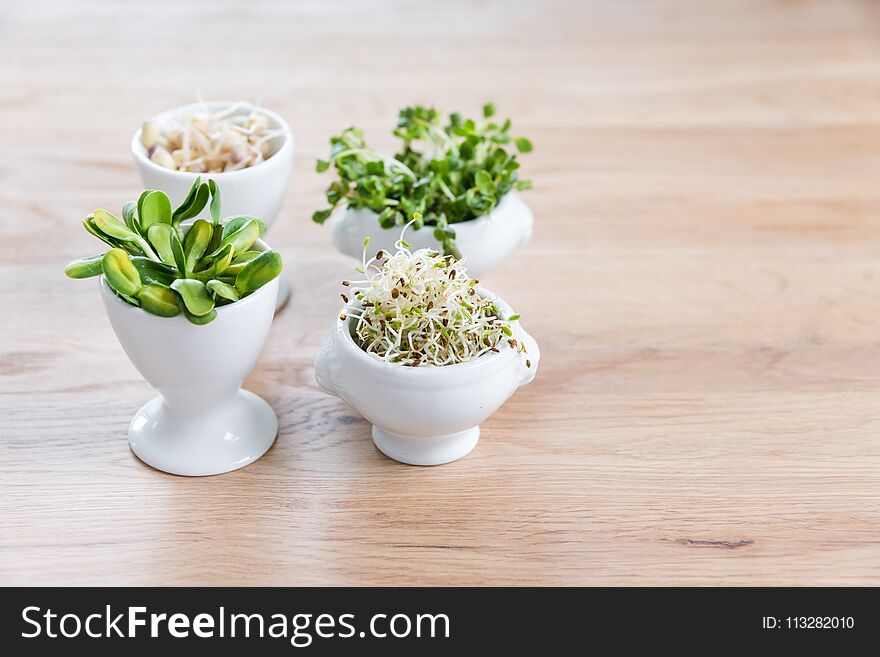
xmin=93 ymin=208 xmax=159 ymax=259
xmin=136 ymin=190 xmax=153 ymax=227
xmin=173 ymin=183 xmax=210 ymax=226
xmin=102 ymin=248 xmax=142 ymax=297
xmin=171 ymin=278 xmax=215 ymax=316
xmin=235 ymin=250 xmax=282 ymax=295
xmin=207 ymin=279 xmax=240 ymax=302
xmin=122 ymin=201 xmax=138 ymax=232
xmin=211 ymin=219 xmax=260 ymax=258
xmin=312 ymin=209 xmax=332 ymax=224
xmin=208 ymin=179 xmax=221 ymax=223
xmin=316 ymin=159 xmax=330 ymax=173
xmin=184 ymin=219 xmax=213 ymax=272
xmin=222 ymin=250 xmax=261 ymax=276
xmin=137 ymin=284 xmax=181 ymax=317
xmin=482 ymin=103 xmax=496 ymax=118
xmin=64 ymin=255 xmax=104 ymax=279
xmin=130 ymin=257 xmax=176 ymax=286
xmin=139 ymin=191 xmax=173 ymax=231
xmin=515 ymin=137 xmax=533 ymax=153
xmin=212 ymin=243 xmax=235 ymax=275
xmin=92 ymin=209 xmax=135 ymax=241
xmin=169 ymin=230 xmax=187 ymax=277
xmin=182 ymin=307 xmax=217 ymax=325
xmin=171 ymin=177 xmax=201 ymax=220
xmin=147 ymin=224 xmax=176 ymax=266
xmin=221 ymin=215 xmax=267 ymax=239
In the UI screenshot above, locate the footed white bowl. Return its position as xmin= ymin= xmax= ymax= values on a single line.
xmin=314 ymin=290 xmax=539 ymax=465
xmin=101 ymin=238 xmax=280 ymax=476
xmin=328 ymin=192 xmax=533 ymax=278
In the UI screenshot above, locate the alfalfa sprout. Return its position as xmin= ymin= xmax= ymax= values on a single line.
xmin=344 ymin=215 xmax=528 ymax=367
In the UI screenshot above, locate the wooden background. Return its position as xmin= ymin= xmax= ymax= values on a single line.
xmin=1 ymin=0 xmax=879 ymax=585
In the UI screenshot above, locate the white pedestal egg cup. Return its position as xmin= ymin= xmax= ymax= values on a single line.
xmin=131 ymin=101 xmax=294 ymax=311
xmin=315 ymin=291 xmax=539 ymax=465
xmin=101 ymin=239 xmax=280 ymax=476
xmin=328 ymin=192 xmax=533 ymax=278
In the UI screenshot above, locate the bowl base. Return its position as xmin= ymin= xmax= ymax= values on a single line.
xmin=371 ymin=425 xmax=479 ymax=466
xmin=128 ymin=390 xmax=278 ymax=476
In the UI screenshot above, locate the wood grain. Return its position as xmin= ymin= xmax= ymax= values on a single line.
xmin=1 ymin=0 xmax=879 ymax=585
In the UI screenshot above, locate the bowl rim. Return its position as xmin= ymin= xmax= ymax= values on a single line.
xmin=332 ymin=287 xmax=523 ymax=376
xmin=130 ymin=100 xmax=294 ymax=180
xmin=331 ymin=189 xmax=523 ymax=233
xmin=100 ymin=236 xmax=280 ymax=321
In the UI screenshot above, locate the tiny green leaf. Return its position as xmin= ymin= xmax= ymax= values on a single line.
xmin=312 ymin=209 xmax=332 ymax=224
xmin=515 ymin=137 xmax=533 ymax=153
xmin=316 ymin=159 xmax=330 ymax=173
xmin=171 ymin=278 xmax=215 ymax=316
xmin=482 ymin=102 xmax=496 ymax=118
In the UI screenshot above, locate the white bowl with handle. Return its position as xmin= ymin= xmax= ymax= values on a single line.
xmin=131 ymin=101 xmax=294 ymax=309
xmin=101 ymin=237 xmax=279 ymax=476
xmin=314 ymin=289 xmax=539 ymax=465
xmin=328 ymin=192 xmax=533 ymax=278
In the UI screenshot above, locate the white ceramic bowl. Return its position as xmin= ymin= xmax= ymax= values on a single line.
xmin=314 ymin=290 xmax=539 ymax=465
xmin=101 ymin=237 xmax=280 ymax=476
xmin=328 ymin=192 xmax=534 ymax=278
xmin=131 ymin=101 xmax=294 ymax=226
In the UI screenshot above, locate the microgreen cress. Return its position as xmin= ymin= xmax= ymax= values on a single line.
xmin=313 ymin=103 xmax=533 ymax=256
xmin=65 ymin=178 xmax=283 ymax=325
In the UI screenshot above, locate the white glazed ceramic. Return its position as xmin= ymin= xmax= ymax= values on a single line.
xmin=314 ymin=290 xmax=539 ymax=465
xmin=131 ymin=101 xmax=294 ymax=310
xmin=101 ymin=237 xmax=280 ymax=476
xmin=328 ymin=192 xmax=534 ymax=278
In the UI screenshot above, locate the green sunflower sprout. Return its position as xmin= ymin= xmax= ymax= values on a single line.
xmin=64 ymin=178 xmax=282 ymax=325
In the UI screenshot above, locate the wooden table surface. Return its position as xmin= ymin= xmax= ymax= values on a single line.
xmin=2 ymin=0 xmax=879 ymax=586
